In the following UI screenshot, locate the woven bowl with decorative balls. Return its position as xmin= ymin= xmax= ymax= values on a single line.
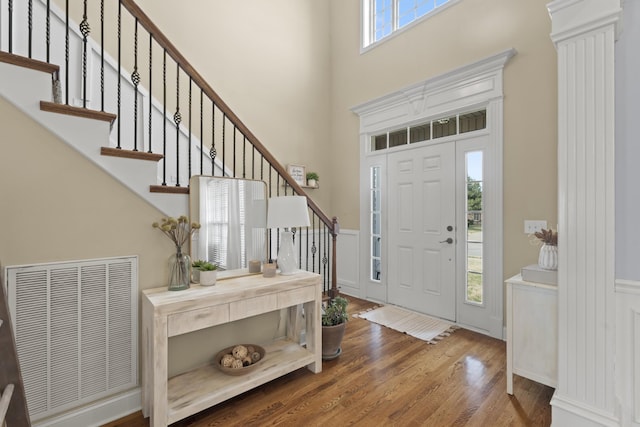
xmin=214 ymin=344 xmax=266 ymax=376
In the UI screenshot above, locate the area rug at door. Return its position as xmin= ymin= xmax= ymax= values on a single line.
xmin=353 ymin=304 xmax=458 ymax=344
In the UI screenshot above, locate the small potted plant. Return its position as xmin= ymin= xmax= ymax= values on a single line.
xmin=198 ymin=261 xmax=218 ymax=286
xmin=321 ymin=295 xmax=348 ymax=360
xmin=306 ymin=172 xmax=319 ymax=188
xmin=191 ymin=260 xmax=206 ymax=283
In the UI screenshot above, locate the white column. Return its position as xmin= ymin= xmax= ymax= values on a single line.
xmin=548 ymin=0 xmax=621 ymax=426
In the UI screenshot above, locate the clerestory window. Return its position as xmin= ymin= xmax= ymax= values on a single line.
xmin=363 ymin=0 xmax=456 ymax=49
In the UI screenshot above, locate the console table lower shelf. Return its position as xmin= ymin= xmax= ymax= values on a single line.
xmin=167 ymin=339 xmax=314 ymax=424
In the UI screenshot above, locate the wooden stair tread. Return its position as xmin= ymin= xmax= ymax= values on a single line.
xmin=40 ymin=101 xmax=117 ymax=123
xmin=150 ymin=185 xmax=190 ymax=194
xmin=101 ymin=147 xmax=163 ymax=162
xmin=0 ymin=51 xmax=59 ymax=75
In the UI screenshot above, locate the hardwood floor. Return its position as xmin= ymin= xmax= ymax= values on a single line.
xmin=104 ymin=297 xmax=553 ymax=427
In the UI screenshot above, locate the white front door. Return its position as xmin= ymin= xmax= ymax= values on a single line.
xmin=387 ymin=142 xmax=456 ymax=321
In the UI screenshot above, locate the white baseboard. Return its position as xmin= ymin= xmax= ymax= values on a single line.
xmin=551 ymin=392 xmax=619 ymax=427
xmin=33 ymin=388 xmax=141 ymax=427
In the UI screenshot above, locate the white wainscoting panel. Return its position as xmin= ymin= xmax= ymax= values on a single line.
xmin=336 ymin=230 xmax=360 ymax=297
xmin=615 ymin=279 xmax=640 ymax=426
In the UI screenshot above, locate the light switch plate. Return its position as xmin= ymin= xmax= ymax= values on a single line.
xmin=524 ymin=220 xmax=547 ymax=234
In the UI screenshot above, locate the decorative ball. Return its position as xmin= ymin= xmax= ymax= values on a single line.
xmin=232 ymin=345 xmax=248 ymax=359
xmin=251 ymin=351 xmax=261 ymax=362
xmin=231 ymin=359 xmax=243 ymax=369
xmin=221 ymin=354 xmax=235 ymax=368
xmin=246 ymin=345 xmax=255 ymax=354
xmin=242 ymin=356 xmax=252 ymax=367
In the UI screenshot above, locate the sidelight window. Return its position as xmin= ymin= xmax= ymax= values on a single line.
xmin=465 ymin=151 xmax=483 ymax=304
xmin=370 ymin=166 xmax=382 ymax=281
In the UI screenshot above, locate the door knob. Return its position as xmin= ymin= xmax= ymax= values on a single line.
xmin=447 ymin=225 xmax=453 ymax=231
xmin=440 ymin=237 xmax=453 ymax=244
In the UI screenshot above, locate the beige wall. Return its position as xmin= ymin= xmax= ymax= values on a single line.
xmin=0 ymin=97 xmax=281 ymax=376
xmin=329 ymin=0 xmax=558 ymax=279
xmin=132 ymin=0 xmax=333 ymax=213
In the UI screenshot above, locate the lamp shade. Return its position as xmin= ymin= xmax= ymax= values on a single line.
xmin=267 ymin=196 xmax=310 ymax=229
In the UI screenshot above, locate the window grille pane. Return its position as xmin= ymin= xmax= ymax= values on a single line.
xmin=410 ymin=123 xmax=431 ymax=143
xmin=374 ymin=0 xmax=393 ymax=41
xmin=371 ymin=166 xmax=382 ymax=282
xmin=389 ymin=129 xmax=408 ymax=147
xmin=460 ymin=110 xmax=487 ymax=134
xmin=371 ymin=134 xmax=388 ymax=151
xmin=432 ymin=115 xmax=457 ymax=139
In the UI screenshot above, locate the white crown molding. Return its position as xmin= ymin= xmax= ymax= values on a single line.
xmin=547 ymin=0 xmax=623 ymax=44
xmin=351 ymin=48 xmax=516 ymax=133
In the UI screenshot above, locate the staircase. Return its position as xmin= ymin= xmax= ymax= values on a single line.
xmin=0 ymin=0 xmax=337 ymax=295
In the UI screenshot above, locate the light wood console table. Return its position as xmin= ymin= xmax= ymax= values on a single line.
xmin=141 ymin=271 xmax=322 ymax=427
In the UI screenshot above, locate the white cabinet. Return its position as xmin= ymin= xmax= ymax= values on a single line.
xmin=141 ymin=271 xmax=322 ymax=427
xmin=506 ymin=274 xmax=557 ymax=394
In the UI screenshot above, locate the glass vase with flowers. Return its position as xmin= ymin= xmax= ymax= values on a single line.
xmin=152 ymin=216 xmax=201 ymax=291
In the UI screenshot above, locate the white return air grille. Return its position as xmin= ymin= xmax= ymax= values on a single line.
xmin=4 ymin=257 xmax=138 ymax=422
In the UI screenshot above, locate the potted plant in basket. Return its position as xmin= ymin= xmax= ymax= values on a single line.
xmin=306 ymin=171 xmax=319 ymax=188
xmin=321 ymin=295 xmax=348 ymax=360
xmin=197 ymin=261 xmax=218 ymax=286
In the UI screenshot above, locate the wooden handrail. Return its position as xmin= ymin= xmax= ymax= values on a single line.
xmin=119 ymin=0 xmax=335 ymax=236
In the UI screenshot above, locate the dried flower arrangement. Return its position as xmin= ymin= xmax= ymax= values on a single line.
xmin=152 ymin=216 xmax=200 ymax=249
xmin=534 ymin=228 xmax=557 ymax=246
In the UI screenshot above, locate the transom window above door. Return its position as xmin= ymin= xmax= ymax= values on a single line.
xmin=362 ymin=0 xmax=457 ymax=49
xmin=370 ymin=109 xmax=486 ymax=152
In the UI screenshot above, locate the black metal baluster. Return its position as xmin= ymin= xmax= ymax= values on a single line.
xmin=80 ymin=1 xmax=90 ymax=108
xmin=28 ymin=0 xmax=32 ymax=58
xmin=311 ymin=215 xmax=317 ymax=272
xmin=8 ymin=0 xmax=13 ymax=53
xmin=199 ymin=91 xmax=203 ymax=174
xmin=100 ymin=0 xmax=104 ymax=111
xmin=147 ymin=33 xmax=152 ymax=153
xmin=188 ymin=78 xmax=192 ymax=180
xmin=210 ymin=101 xmax=216 ymax=175
xmin=65 ymin=0 xmax=69 ymax=104
xmin=46 ymin=0 xmax=50 ymax=62
xmin=131 ymin=19 xmax=140 ymax=150
xmin=242 ymin=136 xmax=246 ymax=178
xmin=251 ymin=147 xmax=255 ymax=179
xmin=116 ymin=1 xmax=121 ymax=146
xmin=305 ymin=223 xmax=309 ymax=271
xmin=221 ymin=115 xmax=226 ymax=177
xmin=323 ymin=224 xmax=329 ymax=292
xmin=161 ymin=50 xmax=167 ymax=185
xmin=222 ymin=116 xmax=226 ymax=176
xmin=232 ymin=127 xmax=236 ymax=177
xmin=174 ymin=64 xmax=181 ymax=187
xmin=260 ymin=154 xmax=264 ymax=180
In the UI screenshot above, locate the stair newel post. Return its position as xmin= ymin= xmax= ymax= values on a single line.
xmin=311 ymin=214 xmax=317 ymax=273
xmin=330 ymin=216 xmax=339 ymax=298
xmin=174 ymin=63 xmax=181 ymax=187
xmin=323 ymin=221 xmax=329 ymax=294
xmin=80 ymin=0 xmax=90 ymax=109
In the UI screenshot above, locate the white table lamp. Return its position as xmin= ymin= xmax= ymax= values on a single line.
xmin=267 ymin=196 xmax=310 ymax=275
